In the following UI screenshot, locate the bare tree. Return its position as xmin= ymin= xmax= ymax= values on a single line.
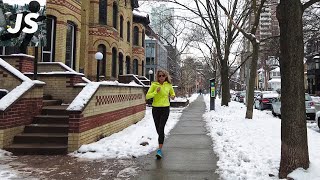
xmin=217 ymin=0 xmax=267 ymax=119
xmin=276 ymin=0 xmax=320 ymax=178
xmin=168 ymin=0 xmax=250 ymax=106
xmin=178 ymin=56 xmax=198 ymax=96
xmin=303 ymin=4 xmax=320 ymax=42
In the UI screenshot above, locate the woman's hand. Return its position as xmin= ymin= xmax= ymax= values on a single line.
xmin=156 ymin=87 xmax=161 ymax=93
xmin=170 ymin=96 xmax=175 ymax=100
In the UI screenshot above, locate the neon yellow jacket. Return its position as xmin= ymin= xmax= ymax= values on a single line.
xmin=146 ymin=81 xmax=176 ymax=107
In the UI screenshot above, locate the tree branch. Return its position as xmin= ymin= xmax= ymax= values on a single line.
xmin=303 ymin=0 xmax=320 ymax=11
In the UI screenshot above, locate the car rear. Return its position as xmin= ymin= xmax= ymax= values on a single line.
xmin=260 ymin=93 xmax=279 ymax=110
xmin=305 ymin=93 xmax=316 ymax=120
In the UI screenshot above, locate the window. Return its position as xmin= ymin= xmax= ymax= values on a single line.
xmin=113 ymin=2 xmax=118 ymax=29
xmin=99 ymin=0 xmax=107 ymax=25
xmin=119 ymin=52 xmax=123 ymax=75
xmin=0 ymin=47 xmax=20 ymax=55
xmin=142 ymin=61 xmax=144 ymax=76
xmin=126 ymin=56 xmax=131 ymax=74
xmin=127 ymin=21 xmax=130 ymax=42
xmin=133 ymin=59 xmax=138 ymax=75
xmin=98 ymin=44 xmax=106 ymax=77
xmin=133 ymin=26 xmax=139 ymax=46
xmin=112 ymin=48 xmax=117 ymax=77
xmin=125 ymin=0 xmax=127 ymax=6
xmin=146 ymin=57 xmax=150 ymax=65
xmin=42 ymin=16 xmax=56 ymax=62
xmin=120 ymin=16 xmax=124 ymax=38
xmin=65 ymin=21 xmax=76 ymax=69
xmin=142 ymin=29 xmax=145 ymax=47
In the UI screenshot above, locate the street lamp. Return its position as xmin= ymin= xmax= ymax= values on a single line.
xmin=149 ymin=69 xmax=153 ymax=84
xmin=95 ymin=52 xmax=103 ymax=82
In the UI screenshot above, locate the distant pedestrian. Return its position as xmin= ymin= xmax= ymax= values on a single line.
xmin=199 ymin=89 xmax=202 ymax=95
xmin=146 ymin=69 xmax=175 ymax=159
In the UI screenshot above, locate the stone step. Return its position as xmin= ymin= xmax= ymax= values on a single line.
xmin=33 ymin=115 xmax=69 ymax=124
xmin=43 ymin=94 xmax=52 ymax=100
xmin=5 ymin=143 xmax=68 ymax=155
xmin=43 ymin=99 xmax=62 ymax=107
xmin=14 ymin=133 xmax=68 ymax=144
xmin=24 ymin=124 xmax=69 ymax=133
xmin=41 ymin=105 xmax=69 ymax=115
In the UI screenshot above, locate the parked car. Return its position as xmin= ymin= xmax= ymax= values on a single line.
xmin=231 ymin=91 xmax=238 ymax=101
xmin=254 ymin=91 xmax=279 ymax=110
xmin=235 ymin=91 xmax=245 ymax=103
xmin=316 ymin=111 xmax=320 ymax=129
xmin=272 ymin=93 xmax=316 ymax=120
xmin=311 ymin=96 xmax=320 ymax=106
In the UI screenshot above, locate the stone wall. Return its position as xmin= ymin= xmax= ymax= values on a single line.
xmin=67 ymin=85 xmax=146 ymax=152
xmin=0 ymin=86 xmax=43 ymax=148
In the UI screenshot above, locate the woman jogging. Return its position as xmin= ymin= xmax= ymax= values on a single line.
xmin=146 ymin=69 xmax=175 ymax=159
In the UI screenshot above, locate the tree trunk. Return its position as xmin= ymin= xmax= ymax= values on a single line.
xmin=221 ymin=58 xmax=230 ymax=106
xmin=245 ymin=42 xmax=259 ymax=119
xmin=277 ymin=1 xmax=309 ymax=178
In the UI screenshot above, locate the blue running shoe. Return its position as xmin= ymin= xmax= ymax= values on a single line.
xmin=156 ymin=149 xmax=162 ymax=159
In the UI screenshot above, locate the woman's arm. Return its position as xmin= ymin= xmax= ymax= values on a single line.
xmin=146 ymin=83 xmax=158 ymax=100
xmin=169 ymin=85 xmax=176 ymax=100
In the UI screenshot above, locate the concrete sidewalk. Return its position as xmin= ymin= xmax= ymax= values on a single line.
xmin=136 ymin=95 xmax=219 ymax=180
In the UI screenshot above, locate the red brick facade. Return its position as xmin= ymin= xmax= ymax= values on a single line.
xmin=0 ymin=55 xmax=34 ymax=73
xmin=67 ymin=75 xmax=86 ymax=87
xmin=69 ymin=104 xmax=145 ymax=133
xmin=0 ymin=98 xmax=43 ymax=129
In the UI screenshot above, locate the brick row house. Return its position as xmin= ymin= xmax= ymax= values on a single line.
xmin=0 ymin=0 xmax=149 ymax=154
xmin=0 ymin=0 xmax=149 ymax=80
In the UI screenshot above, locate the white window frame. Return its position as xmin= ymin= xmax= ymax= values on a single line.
xmin=42 ymin=17 xmax=55 ymax=62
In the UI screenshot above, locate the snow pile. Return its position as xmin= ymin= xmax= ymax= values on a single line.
xmin=0 ymin=58 xmax=45 ymax=111
xmin=67 ymin=82 xmax=100 ymax=111
xmin=71 ymin=106 xmax=184 ymax=159
xmin=203 ymin=95 xmax=320 ymax=180
xmin=188 ymin=93 xmax=199 ymax=103
xmin=0 ymin=149 xmax=18 ymax=179
xmin=0 ymin=81 xmax=34 ymax=111
xmin=67 ymin=81 xmax=143 ymax=111
xmin=170 ymin=97 xmax=188 ymax=102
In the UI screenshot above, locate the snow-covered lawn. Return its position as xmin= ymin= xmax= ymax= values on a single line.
xmin=0 ymin=150 xmax=17 ymax=180
xmin=203 ymin=95 xmax=320 ymax=180
xmin=71 ymin=94 xmax=199 ymax=159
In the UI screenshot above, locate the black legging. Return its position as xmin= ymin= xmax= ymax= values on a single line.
xmin=152 ymin=107 xmax=170 ymax=144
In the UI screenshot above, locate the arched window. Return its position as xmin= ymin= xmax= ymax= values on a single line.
xmin=133 ymin=59 xmax=138 ymax=75
xmin=113 ymin=2 xmax=118 ymax=29
xmin=126 ymin=56 xmax=131 ymax=74
xmin=119 ymin=52 xmax=124 ymax=75
xmin=65 ymin=21 xmax=77 ymax=70
xmin=142 ymin=29 xmax=145 ymax=47
xmin=112 ymin=48 xmax=117 ymax=77
xmin=99 ymin=0 xmax=107 ymax=25
xmin=98 ymin=44 xmax=106 ymax=77
xmin=133 ymin=26 xmax=139 ymax=46
xmin=42 ymin=15 xmax=56 ymax=62
xmin=127 ymin=21 xmax=130 ymax=43
xmin=120 ymin=16 xmax=124 ymax=38
xmin=142 ymin=61 xmax=144 ymax=76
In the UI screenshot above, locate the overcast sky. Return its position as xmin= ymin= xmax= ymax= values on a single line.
xmin=3 ymin=0 xmax=46 ymax=6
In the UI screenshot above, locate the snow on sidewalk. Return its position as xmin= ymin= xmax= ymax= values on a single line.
xmin=0 ymin=150 xmax=18 ymax=180
xmin=71 ymin=94 xmax=199 ymax=159
xmin=203 ymin=95 xmax=320 ymax=180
